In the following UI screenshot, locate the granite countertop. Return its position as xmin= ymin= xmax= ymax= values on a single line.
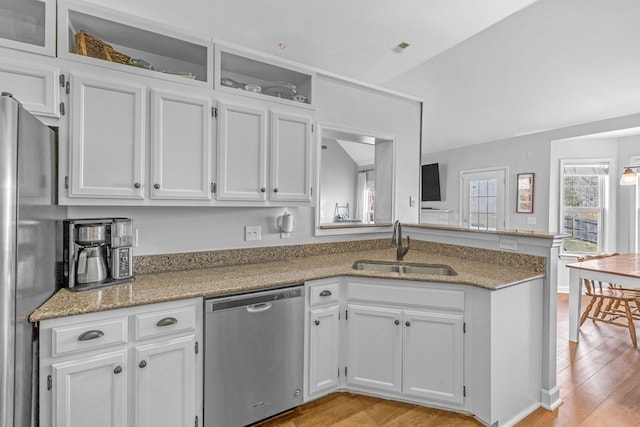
xmin=30 ymin=247 xmax=544 ymax=322
xmin=406 ymin=223 xmax=569 ymax=239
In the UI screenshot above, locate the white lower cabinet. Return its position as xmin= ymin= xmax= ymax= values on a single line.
xmin=402 ymin=310 xmax=464 ymax=405
xmin=52 ymin=350 xmax=128 ymax=427
xmin=39 ymin=298 xmax=203 ymax=427
xmin=308 ymin=305 xmax=340 ymax=396
xmin=305 ymin=278 xmax=467 ymax=411
xmin=135 ymin=335 xmax=197 ymax=427
xmin=346 ymin=305 xmax=402 ymax=393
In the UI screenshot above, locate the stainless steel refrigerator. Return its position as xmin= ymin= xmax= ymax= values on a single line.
xmin=0 ymin=93 xmax=61 ymax=427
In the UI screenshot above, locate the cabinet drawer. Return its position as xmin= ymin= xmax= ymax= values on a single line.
xmin=347 ymin=282 xmax=465 ymax=311
xmin=309 ymin=282 xmax=340 ymax=307
xmin=135 ymin=305 xmax=196 ymax=340
xmin=51 ymin=316 xmax=128 ymax=357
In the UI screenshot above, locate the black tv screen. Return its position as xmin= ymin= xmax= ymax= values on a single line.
xmin=421 ymin=163 xmax=441 ymax=202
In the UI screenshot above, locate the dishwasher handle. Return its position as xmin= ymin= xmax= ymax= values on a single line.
xmin=246 ymin=302 xmax=272 ymax=313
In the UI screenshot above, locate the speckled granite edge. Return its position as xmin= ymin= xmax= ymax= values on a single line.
xmin=410 ymin=240 xmax=546 ymax=273
xmin=134 ymin=238 xmax=545 ymax=274
xmin=134 ymin=239 xmax=392 ymax=274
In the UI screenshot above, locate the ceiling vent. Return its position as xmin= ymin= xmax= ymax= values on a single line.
xmin=392 ymin=41 xmax=410 ymax=54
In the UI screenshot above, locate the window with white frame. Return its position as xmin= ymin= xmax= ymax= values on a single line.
xmin=560 ymin=161 xmax=610 ymax=254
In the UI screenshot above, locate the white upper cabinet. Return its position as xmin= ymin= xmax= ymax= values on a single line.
xmin=270 ymin=110 xmax=312 ymax=201
xmin=215 ymin=45 xmax=314 ymax=109
xmin=216 ymin=98 xmax=314 ymax=204
xmin=58 ymin=0 xmax=212 ymax=86
xmin=67 ymin=73 xmax=145 ymax=199
xmin=0 ymin=58 xmax=59 ymax=117
xmin=216 ymin=100 xmax=268 ymax=201
xmin=150 ymin=89 xmax=212 ymax=200
xmin=0 ymin=0 xmax=55 ymax=56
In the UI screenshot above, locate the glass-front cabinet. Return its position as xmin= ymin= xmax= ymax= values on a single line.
xmin=0 ymin=0 xmax=55 ymax=56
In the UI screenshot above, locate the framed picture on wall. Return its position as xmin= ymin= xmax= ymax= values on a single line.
xmin=516 ymin=173 xmax=534 ymax=213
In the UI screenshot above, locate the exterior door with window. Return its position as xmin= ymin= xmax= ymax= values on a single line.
xmin=461 ymin=169 xmax=506 ymax=230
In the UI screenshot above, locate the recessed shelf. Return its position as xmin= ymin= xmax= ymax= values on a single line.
xmin=61 ymin=1 xmax=211 ymax=84
xmin=217 ymin=48 xmax=314 ymax=107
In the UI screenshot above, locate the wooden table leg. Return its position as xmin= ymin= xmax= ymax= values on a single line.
xmin=569 ymin=268 xmax=582 ymax=342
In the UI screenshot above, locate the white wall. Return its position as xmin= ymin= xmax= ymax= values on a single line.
xmin=315 ymin=74 xmax=422 ymax=224
xmin=424 ymin=113 xmax=640 ymax=236
xmin=66 ymin=205 xmax=388 ymax=256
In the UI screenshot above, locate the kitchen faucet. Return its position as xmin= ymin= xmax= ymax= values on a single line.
xmin=391 ymin=220 xmax=410 ymax=261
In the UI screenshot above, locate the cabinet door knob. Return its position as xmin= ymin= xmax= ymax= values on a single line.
xmin=405 ymin=321 xmax=411 ymax=327
xmin=394 ymin=320 xmax=400 ymax=325
xmin=133 ymin=182 xmax=141 ymax=189
xmin=139 ymin=360 xmax=147 ymax=368
xmin=114 ymin=366 xmax=122 ymax=375
xmin=273 ymin=188 xmax=279 ymax=193
xmin=154 ymin=183 xmax=160 ymax=189
xmin=314 ymin=320 xmax=320 ymax=326
xmin=319 ymin=290 xmax=332 ymax=297
xmin=260 ymin=187 xmax=266 ymax=193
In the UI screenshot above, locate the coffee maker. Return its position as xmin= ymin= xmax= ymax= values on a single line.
xmin=63 ymin=218 xmax=135 ymax=291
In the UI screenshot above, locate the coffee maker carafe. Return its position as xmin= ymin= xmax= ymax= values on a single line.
xmin=63 ymin=218 xmax=135 ymax=291
xmin=75 ymin=223 xmax=108 ymax=284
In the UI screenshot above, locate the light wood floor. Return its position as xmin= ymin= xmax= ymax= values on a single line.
xmin=257 ymin=294 xmax=640 ymax=427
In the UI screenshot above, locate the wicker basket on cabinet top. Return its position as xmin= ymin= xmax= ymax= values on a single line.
xmin=74 ymin=30 xmax=131 ymax=64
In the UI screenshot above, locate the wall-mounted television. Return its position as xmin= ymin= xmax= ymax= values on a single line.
xmin=421 ymin=163 xmax=442 ymax=202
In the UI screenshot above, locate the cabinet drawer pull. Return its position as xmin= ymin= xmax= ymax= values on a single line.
xmin=156 ymin=317 xmax=178 ymax=327
xmin=154 ymin=183 xmax=161 ymax=189
xmin=114 ymin=366 xmax=122 ymax=374
xmin=133 ymin=182 xmax=141 ymax=189
xmin=77 ymin=330 xmax=104 ymax=341
xmin=319 ymin=290 xmax=332 ymax=297
xmin=273 ymin=188 xmax=279 ymax=193
xmin=139 ymin=360 xmax=147 ymax=368
xmin=405 ymin=321 xmax=411 ymax=327
xmin=314 ymin=320 xmax=320 ymax=326
xmin=394 ymin=320 xmax=400 ymax=325
xmin=260 ymin=187 xmax=266 ymax=193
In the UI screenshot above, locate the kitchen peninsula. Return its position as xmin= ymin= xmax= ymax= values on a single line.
xmin=32 ymin=228 xmax=565 ymax=427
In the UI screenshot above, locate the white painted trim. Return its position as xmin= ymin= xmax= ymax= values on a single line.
xmin=314 ymin=122 xmax=397 ymax=237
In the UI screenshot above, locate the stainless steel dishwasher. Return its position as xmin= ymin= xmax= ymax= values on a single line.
xmin=204 ymin=285 xmax=304 ymax=427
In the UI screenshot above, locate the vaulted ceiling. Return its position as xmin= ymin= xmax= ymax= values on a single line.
xmin=91 ymin=0 xmax=640 ymax=153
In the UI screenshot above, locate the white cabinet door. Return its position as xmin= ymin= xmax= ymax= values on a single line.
xmin=346 ymin=304 xmax=402 ymax=394
xmin=151 ymin=90 xmax=212 ymax=200
xmin=216 ymin=101 xmax=267 ymax=200
xmin=269 ymin=110 xmax=312 ymax=201
xmin=0 ymin=59 xmax=59 ymax=117
xmin=403 ymin=310 xmax=464 ymax=405
xmin=52 ymin=350 xmax=127 ymax=427
xmin=308 ymin=305 xmax=340 ymax=397
xmin=134 ymin=335 xmax=197 ymax=427
xmin=68 ymin=74 xmax=145 ymax=199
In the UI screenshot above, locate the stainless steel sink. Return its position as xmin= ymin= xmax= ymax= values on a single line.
xmin=351 ymin=261 xmax=457 ymax=276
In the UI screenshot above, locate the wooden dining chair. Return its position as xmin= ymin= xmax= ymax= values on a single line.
xmin=578 ymin=253 xmax=640 ymax=347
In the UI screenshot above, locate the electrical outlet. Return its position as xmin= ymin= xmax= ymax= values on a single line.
xmin=245 ymin=225 xmax=261 ymax=241
xmin=409 ymin=196 xmax=416 ymax=207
